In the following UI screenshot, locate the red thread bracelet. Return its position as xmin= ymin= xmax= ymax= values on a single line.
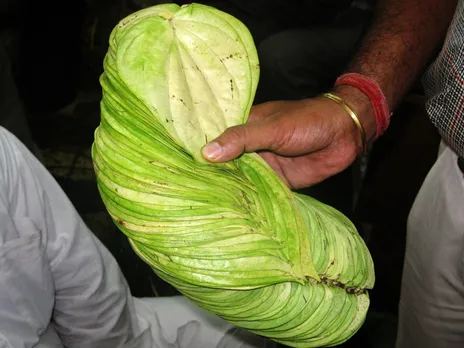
xmin=335 ymin=73 xmax=392 ymax=140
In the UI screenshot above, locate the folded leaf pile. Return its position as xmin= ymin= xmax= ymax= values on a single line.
xmin=92 ymin=3 xmax=375 ymax=347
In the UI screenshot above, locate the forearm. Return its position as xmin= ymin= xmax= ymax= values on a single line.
xmin=334 ymin=0 xmax=458 ymax=141
xmin=350 ymin=0 xmax=457 ymax=107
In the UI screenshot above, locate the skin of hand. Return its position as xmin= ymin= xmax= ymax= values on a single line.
xmin=202 ymin=0 xmax=457 ymax=189
xmin=201 ymin=86 xmax=376 ymax=189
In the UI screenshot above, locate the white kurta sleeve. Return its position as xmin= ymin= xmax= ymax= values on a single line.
xmin=0 ymin=126 xmax=153 ymax=348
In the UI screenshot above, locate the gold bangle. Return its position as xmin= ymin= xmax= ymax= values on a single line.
xmin=321 ymin=92 xmax=367 ymax=154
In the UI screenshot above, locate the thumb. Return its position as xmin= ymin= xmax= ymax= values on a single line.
xmin=201 ymin=120 xmax=279 ymax=162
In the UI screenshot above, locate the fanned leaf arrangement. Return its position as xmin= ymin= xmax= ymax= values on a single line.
xmin=92 ymin=3 xmax=375 ymax=347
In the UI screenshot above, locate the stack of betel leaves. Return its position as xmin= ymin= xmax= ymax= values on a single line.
xmin=92 ymin=3 xmax=375 ymax=347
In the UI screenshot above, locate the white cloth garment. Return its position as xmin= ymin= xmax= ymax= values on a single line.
xmin=0 ymin=126 xmax=273 ymax=348
xmin=396 ymin=142 xmax=464 ymax=347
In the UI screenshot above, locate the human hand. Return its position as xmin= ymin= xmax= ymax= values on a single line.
xmin=201 ymin=86 xmax=376 ymax=189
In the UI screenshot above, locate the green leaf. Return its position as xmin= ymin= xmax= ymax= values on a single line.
xmin=92 ymin=3 xmax=375 ymax=347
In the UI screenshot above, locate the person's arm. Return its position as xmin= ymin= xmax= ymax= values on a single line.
xmin=335 ymin=0 xmax=458 ymax=141
xmin=202 ymin=0 xmax=458 ymax=188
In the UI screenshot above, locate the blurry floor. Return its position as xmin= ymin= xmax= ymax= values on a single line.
xmin=27 ymin=88 xmax=439 ymax=348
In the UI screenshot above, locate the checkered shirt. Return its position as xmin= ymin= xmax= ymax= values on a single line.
xmin=423 ymin=0 xmax=464 ymax=157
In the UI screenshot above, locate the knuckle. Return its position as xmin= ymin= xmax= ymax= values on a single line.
xmin=223 ymin=125 xmax=244 ymax=143
xmin=269 ymin=117 xmax=291 ymax=151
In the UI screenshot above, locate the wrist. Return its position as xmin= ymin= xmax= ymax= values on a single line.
xmin=331 ymin=85 xmax=377 ymax=143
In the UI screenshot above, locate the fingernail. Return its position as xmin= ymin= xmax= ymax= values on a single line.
xmin=202 ymin=142 xmax=223 ymax=160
